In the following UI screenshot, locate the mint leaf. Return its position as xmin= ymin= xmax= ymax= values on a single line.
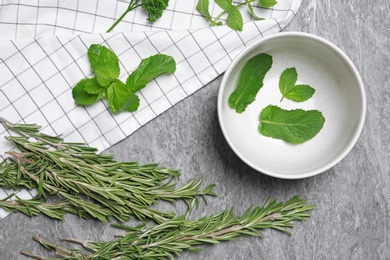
xmin=285 ymin=84 xmax=315 ymax=102
xmin=279 ymin=67 xmax=298 ymax=101
xmin=259 ymin=105 xmax=325 ymax=144
xmin=259 ymin=0 xmax=278 ymax=8
xmin=83 ymin=77 xmax=108 ymax=96
xmin=247 ymin=4 xmax=265 ymax=20
xmin=88 ymin=44 xmax=120 ymax=87
xmin=227 ymin=6 xmax=243 ymax=31
xmin=107 ymin=80 xmax=139 ymax=113
xmin=72 ymin=78 xmax=104 ymax=106
xmin=126 ymin=54 xmax=176 ymax=92
xmin=215 ymin=0 xmax=232 ymax=11
xmin=196 ymin=0 xmax=212 ymax=22
xmin=228 ymin=53 xmax=273 ymax=113
xmin=279 ymin=68 xmax=316 ymax=102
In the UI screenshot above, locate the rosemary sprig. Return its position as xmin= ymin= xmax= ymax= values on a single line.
xmin=0 ymin=118 xmax=216 ymax=222
xmin=22 ymin=196 xmax=315 ymax=259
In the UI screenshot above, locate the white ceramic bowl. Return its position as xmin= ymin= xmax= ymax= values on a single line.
xmin=218 ymin=32 xmax=366 ymax=179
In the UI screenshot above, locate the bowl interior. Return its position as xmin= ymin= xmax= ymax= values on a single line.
xmin=218 ymin=33 xmax=365 ymax=179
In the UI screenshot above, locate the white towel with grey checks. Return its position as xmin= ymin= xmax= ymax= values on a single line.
xmin=0 ymin=0 xmax=302 ymax=219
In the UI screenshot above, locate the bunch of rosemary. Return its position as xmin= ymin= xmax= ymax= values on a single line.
xmin=23 ymin=196 xmax=315 ymax=259
xmin=0 ymin=117 xmax=315 ymax=259
xmin=0 ymin=117 xmax=215 ymax=223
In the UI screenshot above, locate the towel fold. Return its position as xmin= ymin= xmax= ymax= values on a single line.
xmin=0 ymin=0 xmax=301 ymax=220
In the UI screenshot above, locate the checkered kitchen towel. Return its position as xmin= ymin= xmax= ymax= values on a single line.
xmin=0 ymin=0 xmax=302 ymax=219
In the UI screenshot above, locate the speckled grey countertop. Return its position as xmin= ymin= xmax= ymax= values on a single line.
xmin=1 ymin=1 xmax=389 ymax=259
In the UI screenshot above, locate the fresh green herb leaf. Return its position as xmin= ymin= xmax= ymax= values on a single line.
xmin=215 ymin=0 xmax=232 ymax=11
xmin=72 ymin=44 xmax=176 ymax=114
xmin=83 ymin=77 xmax=108 ymax=96
xmin=88 ymin=44 xmax=120 ymax=87
xmin=228 ymin=53 xmax=273 ymax=113
xmin=107 ymin=80 xmax=140 ymax=113
xmin=279 ymin=68 xmax=316 ymax=102
xmin=259 ymin=0 xmax=278 ymax=8
xmin=259 ymin=105 xmax=325 ymax=144
xmin=142 ymin=0 xmax=169 ymax=22
xmin=285 ymin=84 xmax=316 ymax=102
xmin=196 ymin=0 xmax=212 ymax=22
xmin=247 ymin=4 xmax=265 ymax=20
xmin=197 ymin=0 xmax=275 ymax=30
xmin=72 ymin=78 xmax=104 ymax=106
xmin=226 ymin=6 xmax=243 ymax=31
xmin=126 ymin=54 xmax=176 ymax=92
xmin=279 ymin=67 xmax=298 ymax=101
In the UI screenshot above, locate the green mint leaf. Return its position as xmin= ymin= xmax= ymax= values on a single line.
xmin=247 ymin=4 xmax=265 ymax=20
xmin=285 ymin=84 xmax=316 ymax=102
xmin=72 ymin=78 xmax=104 ymax=106
xmin=215 ymin=0 xmax=232 ymax=11
xmin=228 ymin=53 xmax=273 ymax=113
xmin=259 ymin=0 xmax=278 ymax=8
xmin=227 ymin=6 xmax=243 ymax=31
xmin=197 ymin=0 xmax=212 ymax=22
xmin=279 ymin=67 xmax=298 ymax=101
xmin=107 ymin=80 xmax=139 ymax=113
xmin=126 ymin=54 xmax=176 ymax=92
xmin=83 ymin=77 xmax=108 ymax=96
xmin=259 ymin=105 xmax=325 ymax=144
xmin=88 ymin=44 xmax=120 ymax=87
xmin=142 ymin=0 xmax=169 ymax=22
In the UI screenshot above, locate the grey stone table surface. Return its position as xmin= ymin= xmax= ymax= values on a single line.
xmin=1 ymin=1 xmax=389 ymax=259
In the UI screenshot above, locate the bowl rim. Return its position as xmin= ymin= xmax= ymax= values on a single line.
xmin=217 ymin=31 xmax=366 ymax=179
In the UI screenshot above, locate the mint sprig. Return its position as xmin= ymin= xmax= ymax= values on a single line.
xmin=197 ymin=0 xmax=278 ymax=31
xmin=279 ymin=67 xmax=315 ymax=102
xmin=72 ymin=44 xmax=176 ymax=113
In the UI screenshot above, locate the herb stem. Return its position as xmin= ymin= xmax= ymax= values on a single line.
xmin=33 ymin=236 xmax=84 ymax=258
xmin=211 ymin=0 xmax=255 ymax=25
xmin=0 ymin=116 xmax=12 ymax=126
xmin=106 ymin=1 xmax=142 ymax=33
xmin=25 ymin=197 xmax=315 ymax=259
xmin=5 ymin=151 xmax=33 ymax=164
xmin=20 ymin=251 xmax=45 ymax=260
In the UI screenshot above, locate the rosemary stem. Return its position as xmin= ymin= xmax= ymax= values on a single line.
xmin=0 ymin=116 xmax=12 ymax=126
xmin=5 ymin=151 xmax=32 ymax=164
xmin=177 ymin=213 xmax=281 ymax=242
xmin=61 ymin=237 xmax=85 ymax=245
xmin=20 ymin=251 xmax=45 ymax=260
xmin=33 ymin=236 xmax=84 ymax=258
